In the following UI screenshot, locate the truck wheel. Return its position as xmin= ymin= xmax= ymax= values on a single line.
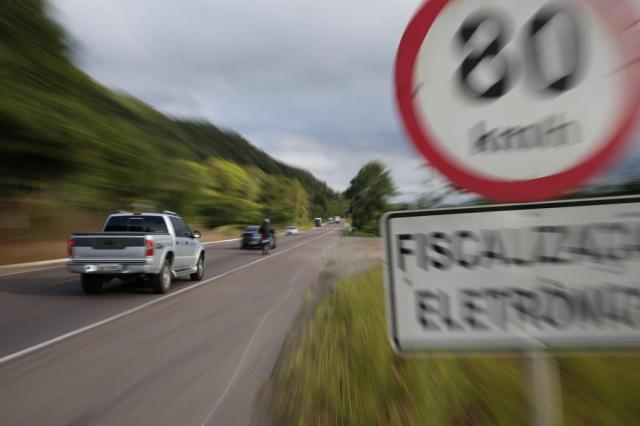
xmin=81 ymin=274 xmax=103 ymax=294
xmin=150 ymin=261 xmax=172 ymax=294
xmin=190 ymin=255 xmax=205 ymax=281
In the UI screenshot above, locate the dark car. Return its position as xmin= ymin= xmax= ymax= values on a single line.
xmin=241 ymin=225 xmax=277 ymax=249
xmin=241 ymin=225 xmax=260 ymax=249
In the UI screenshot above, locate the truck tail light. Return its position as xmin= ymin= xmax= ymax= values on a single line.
xmin=67 ymin=239 xmax=76 ymax=257
xmin=145 ymin=237 xmax=154 ymax=257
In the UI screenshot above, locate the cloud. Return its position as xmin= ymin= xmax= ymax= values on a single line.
xmin=49 ymin=0 xmax=434 ymax=196
xmin=246 ymin=131 xmax=432 ymax=200
xmin=52 ymin=0 xmax=640 ymax=200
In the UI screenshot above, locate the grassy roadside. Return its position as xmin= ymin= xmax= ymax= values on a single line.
xmin=297 ymin=222 xmax=316 ymax=231
xmin=342 ymin=229 xmax=378 ymax=238
xmin=268 ymin=266 xmax=640 ymax=425
xmin=341 ymin=223 xmax=378 ymax=238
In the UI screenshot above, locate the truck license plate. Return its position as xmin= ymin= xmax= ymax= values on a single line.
xmin=96 ymin=264 xmax=121 ymax=272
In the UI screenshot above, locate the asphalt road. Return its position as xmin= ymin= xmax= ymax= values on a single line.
xmin=0 ymin=225 xmax=341 ymax=426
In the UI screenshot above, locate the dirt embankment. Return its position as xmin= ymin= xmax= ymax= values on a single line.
xmin=0 ymin=199 xmax=243 ymax=266
xmin=0 ymin=199 xmax=106 ymax=265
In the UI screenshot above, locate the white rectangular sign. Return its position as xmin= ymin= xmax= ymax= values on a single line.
xmin=383 ymin=196 xmax=640 ymax=352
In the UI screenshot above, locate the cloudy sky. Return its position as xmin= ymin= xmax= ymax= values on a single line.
xmin=48 ymin=0 xmax=640 ymax=202
xmin=49 ymin=0 xmax=435 ymax=197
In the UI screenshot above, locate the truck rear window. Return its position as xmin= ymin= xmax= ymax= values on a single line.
xmin=103 ymin=216 xmax=169 ymax=233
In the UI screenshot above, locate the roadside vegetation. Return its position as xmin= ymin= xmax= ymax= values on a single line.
xmin=0 ymin=1 xmax=345 ymax=222
xmin=341 ymin=227 xmax=378 ymax=238
xmin=344 ymin=161 xmax=397 ymax=236
xmin=0 ymin=0 xmax=348 ymax=262
xmin=270 ymin=266 xmax=640 ymax=425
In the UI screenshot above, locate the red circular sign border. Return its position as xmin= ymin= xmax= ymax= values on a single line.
xmin=395 ymin=0 xmax=640 ymax=202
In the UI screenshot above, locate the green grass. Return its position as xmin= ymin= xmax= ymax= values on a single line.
xmin=558 ymin=355 xmax=640 ymax=424
xmin=295 ymin=221 xmax=315 ymax=231
xmin=350 ymin=230 xmax=379 ymax=238
xmin=341 ymin=227 xmax=378 ymax=238
xmin=271 ymin=266 xmax=640 ymax=425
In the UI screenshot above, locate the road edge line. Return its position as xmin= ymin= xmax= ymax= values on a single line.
xmin=200 ymin=261 xmax=314 ymax=425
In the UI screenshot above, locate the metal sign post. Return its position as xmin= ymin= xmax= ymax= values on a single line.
xmin=528 ymin=349 xmax=564 ymax=426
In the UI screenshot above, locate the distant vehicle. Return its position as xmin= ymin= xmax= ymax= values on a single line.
xmin=314 ymin=218 xmax=322 ymax=227
xmin=67 ymin=211 xmax=205 ymax=295
xmin=334 ymin=216 xmax=341 ymax=222
xmin=242 ymin=225 xmax=277 ymax=249
xmin=241 ymin=225 xmax=261 ymax=249
xmin=286 ymin=226 xmax=299 ymax=235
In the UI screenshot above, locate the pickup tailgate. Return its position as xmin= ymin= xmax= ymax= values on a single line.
xmin=70 ymin=233 xmax=150 ymax=262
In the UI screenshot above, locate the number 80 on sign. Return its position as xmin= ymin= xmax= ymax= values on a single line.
xmin=395 ymin=0 xmax=640 ymax=202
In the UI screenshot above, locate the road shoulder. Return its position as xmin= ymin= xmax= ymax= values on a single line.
xmin=251 ymin=237 xmax=381 ymax=425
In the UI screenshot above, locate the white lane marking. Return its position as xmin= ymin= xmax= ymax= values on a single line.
xmin=0 ymin=259 xmax=67 ymax=272
xmin=0 ymin=265 xmax=67 ymax=279
xmin=53 ymin=277 xmax=80 ymax=286
xmin=200 ymin=261 xmax=313 ymax=426
xmin=202 ymin=238 xmax=240 ymax=246
xmin=0 ymin=230 xmax=336 ymax=366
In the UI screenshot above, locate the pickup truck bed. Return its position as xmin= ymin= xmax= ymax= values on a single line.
xmin=68 ymin=232 xmax=172 ymax=273
xmin=67 ymin=212 xmax=205 ymax=294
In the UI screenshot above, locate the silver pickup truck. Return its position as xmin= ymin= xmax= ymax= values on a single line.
xmin=67 ymin=211 xmax=205 ymax=294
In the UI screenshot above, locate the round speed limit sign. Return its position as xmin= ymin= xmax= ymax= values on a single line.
xmin=396 ymin=0 xmax=640 ymax=201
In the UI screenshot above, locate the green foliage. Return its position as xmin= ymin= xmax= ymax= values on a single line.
xmin=205 ymin=158 xmax=261 ymax=201
xmin=271 ymin=266 xmax=640 ymax=425
xmin=558 ymin=355 xmax=640 ymax=424
xmin=199 ymin=192 xmax=262 ymax=228
xmin=271 ymin=266 xmax=528 ymax=425
xmin=155 ymin=160 xmax=209 ymax=217
xmin=342 ymin=228 xmax=378 ymax=238
xmin=326 ymin=196 xmax=350 ymax=219
xmin=344 ymin=161 xmax=396 ymax=233
xmin=0 ymin=0 xmax=339 ymax=225
xmin=260 ymin=176 xmax=310 ymax=225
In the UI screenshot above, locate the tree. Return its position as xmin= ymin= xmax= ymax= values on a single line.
xmin=344 ymin=161 xmax=396 ymax=232
xmin=260 ymin=176 xmax=310 ymax=225
xmin=199 ymin=193 xmax=262 ymax=227
xmin=326 ymin=196 xmax=349 ymax=218
xmin=205 ymin=158 xmax=260 ymax=201
xmin=155 ymin=159 xmax=207 ymax=216
xmin=0 ymin=0 xmax=342 ymax=231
